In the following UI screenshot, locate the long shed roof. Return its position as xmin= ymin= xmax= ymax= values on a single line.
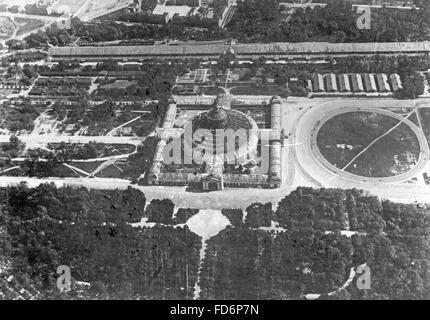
xmin=48 ymin=41 xmax=430 ymax=58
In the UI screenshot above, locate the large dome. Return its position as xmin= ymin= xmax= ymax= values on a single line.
xmin=192 ymin=106 xmax=254 ymax=131
xmin=184 ymin=105 xmax=259 ymax=165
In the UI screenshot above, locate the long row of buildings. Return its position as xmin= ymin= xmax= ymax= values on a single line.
xmin=48 ymin=41 xmax=430 ymax=62
xmin=310 ymin=73 xmax=402 ymax=94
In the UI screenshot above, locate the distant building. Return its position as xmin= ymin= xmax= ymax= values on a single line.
xmin=153 ymin=4 xmax=194 ymax=22
xmin=312 ymin=73 xmax=324 ymax=92
xmin=325 ymin=73 xmax=338 ymax=92
xmin=48 ymin=42 xmax=430 ymax=62
xmin=390 ymin=73 xmax=403 ymax=91
xmin=376 ymin=74 xmax=391 ymax=92
xmin=128 ymin=1 xmax=141 ymax=13
xmin=25 ymin=4 xmax=49 ymax=15
xmin=56 ymin=14 xmax=72 ymax=29
xmin=176 ymin=69 xmax=211 ymax=84
xmin=338 ymin=74 xmax=351 ymax=92
xmin=121 ymin=62 xmax=142 ymax=71
xmin=350 ymin=74 xmax=364 ymax=92
xmin=362 ymin=74 xmax=377 ymax=92
xmin=200 ymin=0 xmax=214 ymax=7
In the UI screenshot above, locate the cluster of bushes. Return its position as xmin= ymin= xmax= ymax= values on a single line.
xmin=0 ymin=101 xmax=41 ymax=133
xmin=29 ymin=77 xmax=91 ymax=97
xmin=6 ymin=51 xmax=46 ymax=63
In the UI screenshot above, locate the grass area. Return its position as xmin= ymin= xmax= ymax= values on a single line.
xmin=47 ymin=143 xmax=136 ymax=159
xmin=54 ymin=103 xmax=157 ymax=137
xmin=69 ymin=161 xmax=105 ymax=175
xmin=94 ymin=163 xmax=125 ymax=179
xmin=15 ymin=17 xmax=45 ymax=36
xmin=317 ymin=112 xmax=420 ymax=178
xmin=420 ymin=108 xmax=430 ymax=147
xmin=99 ymin=80 xmax=137 ymax=90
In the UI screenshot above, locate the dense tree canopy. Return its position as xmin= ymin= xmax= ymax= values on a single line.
xmin=1 ymin=185 xmax=428 ymax=299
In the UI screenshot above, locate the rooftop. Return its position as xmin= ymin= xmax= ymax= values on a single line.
xmin=49 ymin=41 xmax=430 ymax=58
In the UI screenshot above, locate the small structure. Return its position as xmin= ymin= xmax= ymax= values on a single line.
xmin=390 ymin=73 xmax=403 ymax=91
xmin=202 ymin=174 xmax=224 ymax=191
xmin=325 ymin=73 xmax=338 ymax=92
xmin=362 ymin=74 xmax=377 ymax=92
xmin=268 ymin=96 xmax=282 ymax=187
xmin=153 ymin=4 xmax=193 ymax=22
xmin=312 ymin=73 xmax=325 ymax=92
xmin=338 ymin=74 xmax=351 ymax=92
xmin=56 ymin=14 xmax=72 ymax=30
xmin=176 ymin=69 xmax=210 ymax=84
xmin=376 ymin=74 xmax=391 ymax=92
xmin=350 ymin=74 xmax=364 ymax=92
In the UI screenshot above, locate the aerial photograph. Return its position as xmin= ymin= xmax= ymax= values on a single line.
xmin=0 ymin=0 xmax=429 ymax=307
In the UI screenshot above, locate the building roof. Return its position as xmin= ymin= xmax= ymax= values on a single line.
xmin=325 ymin=73 xmax=337 ymax=92
xmin=350 ymin=74 xmax=364 ymax=92
xmin=390 ymin=73 xmax=403 ymax=90
xmin=49 ymin=41 xmax=430 ymax=59
xmin=312 ymin=73 xmax=324 ymax=92
xmin=233 ymin=42 xmax=430 ymax=55
xmin=49 ymin=44 xmax=229 ymax=57
xmin=338 ymin=74 xmax=351 ymax=92
xmin=193 ymin=107 xmax=253 ymax=131
xmin=153 ymin=4 xmax=193 ymax=17
xmin=362 ymin=74 xmax=377 ymax=92
xmin=185 ymin=100 xmax=259 ymax=164
xmin=375 ymin=74 xmax=390 ymax=92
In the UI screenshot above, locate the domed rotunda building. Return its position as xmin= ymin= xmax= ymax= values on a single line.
xmin=185 ymin=97 xmax=259 ymax=166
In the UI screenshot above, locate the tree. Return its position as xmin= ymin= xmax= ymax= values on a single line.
xmin=394 ymin=72 xmax=425 ymax=99
xmin=245 ymin=203 xmax=272 ymax=228
xmin=146 ymin=199 xmax=175 ymax=224
xmin=1 ymin=135 xmax=25 ymax=158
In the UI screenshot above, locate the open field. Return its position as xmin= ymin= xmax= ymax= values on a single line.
xmin=14 ymin=17 xmax=46 ymax=36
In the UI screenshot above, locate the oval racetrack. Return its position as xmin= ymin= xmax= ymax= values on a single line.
xmin=295 ymin=102 xmax=430 ymax=187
